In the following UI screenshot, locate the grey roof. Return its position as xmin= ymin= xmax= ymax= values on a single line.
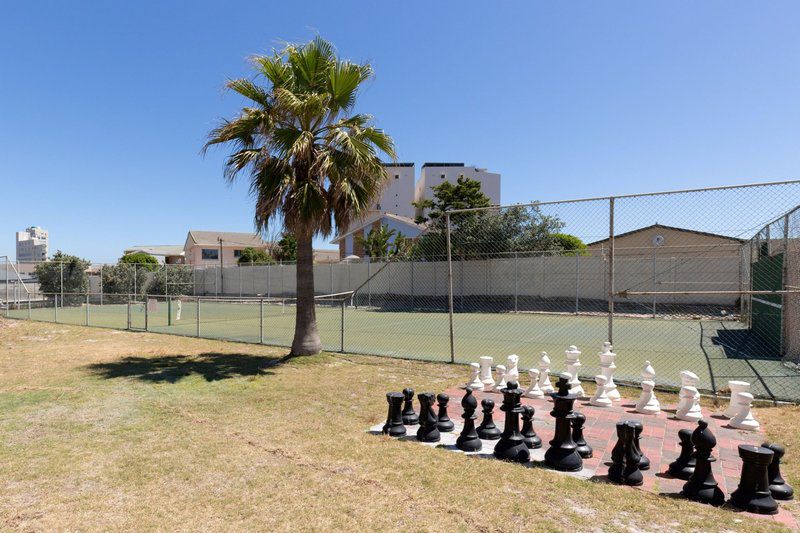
xmin=186 ymin=231 xmax=268 ymax=247
xmin=586 ymin=224 xmax=746 ymax=246
xmin=380 ymin=162 xmax=414 ymax=167
xmin=124 ymin=245 xmax=185 ymax=257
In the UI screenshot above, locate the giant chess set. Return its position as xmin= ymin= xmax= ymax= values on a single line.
xmin=370 ymin=344 xmax=793 ymax=517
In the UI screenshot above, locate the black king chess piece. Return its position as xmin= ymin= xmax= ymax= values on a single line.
xmin=572 ymin=411 xmax=592 ymax=458
xmin=729 ymin=444 xmax=779 ymax=515
xmin=401 ymin=387 xmax=419 ymax=426
xmin=681 ymin=419 xmax=725 ymax=506
xmin=544 ymin=374 xmax=583 ymax=472
xmin=521 ymin=405 xmax=542 ymax=449
xmin=382 ymin=392 xmax=407 ymax=437
xmin=493 ymin=381 xmax=530 ymax=463
xmin=436 ymin=393 xmax=455 ymax=432
xmin=416 ymin=392 xmax=441 ymax=443
xmin=667 ymin=428 xmax=696 ymax=480
xmin=763 ymin=442 xmax=794 ymax=501
xmin=456 ymin=388 xmax=482 ymax=452
xmin=477 ymin=398 xmax=502 ymax=440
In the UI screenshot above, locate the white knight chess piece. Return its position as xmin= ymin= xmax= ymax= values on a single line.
xmin=590 ymin=375 xmax=612 ymax=407
xmin=466 ymin=362 xmax=484 ymax=391
xmin=729 ymin=392 xmax=759 ymax=431
xmin=564 ymin=345 xmax=585 ymax=398
xmin=598 ymin=342 xmax=620 ymax=402
xmin=537 ymin=352 xmax=554 ymax=394
xmin=675 ymin=370 xmax=702 ymax=421
xmin=524 ymin=368 xmax=544 ymax=399
xmin=723 ymin=381 xmax=751 ymax=418
xmin=479 ymin=356 xmax=495 ymax=389
xmin=635 ymin=361 xmax=660 ymax=414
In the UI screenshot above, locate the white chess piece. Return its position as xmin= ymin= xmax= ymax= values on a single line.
xmin=493 ymin=365 xmax=507 ymax=392
xmin=598 ymin=342 xmax=620 ymax=402
xmin=675 ymin=371 xmax=702 ymax=421
xmin=524 ymin=368 xmax=544 ymax=399
xmin=676 ymin=370 xmax=699 ymax=412
xmin=635 ymin=381 xmax=661 ymax=415
xmin=479 ymin=356 xmax=495 ymax=389
xmin=175 ymin=299 xmax=182 ymax=321
xmin=564 ymin=345 xmax=585 ymax=398
xmin=590 ymin=375 xmax=612 ymax=407
xmin=729 ymin=392 xmax=759 ymax=431
xmin=537 ymin=352 xmax=554 ymax=394
xmin=505 ymin=355 xmax=520 ymax=383
xmin=723 ymin=381 xmax=751 ymax=418
xmin=466 ymin=362 xmax=484 ymax=391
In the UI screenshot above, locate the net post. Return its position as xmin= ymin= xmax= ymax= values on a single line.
xmin=445 ymin=212 xmax=455 ymax=364
xmin=607 ymin=197 xmax=615 ymax=344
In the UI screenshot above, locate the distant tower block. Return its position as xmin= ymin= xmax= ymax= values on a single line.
xmin=730 ymin=392 xmax=760 ymax=431
xmin=590 ymin=375 xmax=612 ymax=407
xmin=537 ymin=352 xmax=554 ymax=394
xmin=635 ymin=361 xmax=660 ymax=415
xmin=564 ymin=346 xmax=585 ymax=398
xmin=466 ymin=362 xmax=484 ymax=391
xmin=524 ymin=368 xmax=544 ymax=399
xmin=493 ymin=365 xmax=507 ymax=392
xmin=506 ymin=354 xmax=520 ymax=383
xmin=598 ymin=342 xmax=620 ymax=402
xmin=723 ymin=381 xmax=751 ymax=418
xmin=479 ymin=356 xmax=495 ymax=389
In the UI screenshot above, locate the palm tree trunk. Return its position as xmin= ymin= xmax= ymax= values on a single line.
xmin=290 ymin=229 xmax=322 ymax=355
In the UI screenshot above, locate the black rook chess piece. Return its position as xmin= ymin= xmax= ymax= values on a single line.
xmin=608 ymin=421 xmax=626 ymax=483
xmin=456 ymin=388 xmax=482 ymax=452
xmin=631 ymin=421 xmax=650 ymax=470
xmin=762 ymin=442 xmax=794 ymax=501
xmin=521 ymin=405 xmax=542 ymax=449
xmin=436 ymin=393 xmax=455 ymax=432
xmin=544 ymin=374 xmax=583 ymax=472
xmin=493 ymin=381 xmax=531 ymax=463
xmin=401 ymin=387 xmax=419 ymax=426
xmin=681 ymin=419 xmax=725 ymax=506
xmin=382 ymin=392 xmax=406 ymax=437
xmin=667 ymin=428 xmax=696 ymax=480
xmin=416 ymin=392 xmax=441 ymax=443
xmin=572 ymin=412 xmax=592 ymax=459
xmin=729 ymin=444 xmax=779 ymax=515
xmin=477 ymin=398 xmax=502 ymax=440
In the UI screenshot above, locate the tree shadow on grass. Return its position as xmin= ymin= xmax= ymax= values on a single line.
xmin=86 ymin=352 xmax=279 ymax=383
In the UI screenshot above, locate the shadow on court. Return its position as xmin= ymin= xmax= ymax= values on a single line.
xmin=711 ymin=327 xmax=780 ymax=361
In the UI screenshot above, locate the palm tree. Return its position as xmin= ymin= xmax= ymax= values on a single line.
xmin=357 ymin=224 xmax=397 ymax=259
xmin=204 ymin=37 xmax=395 ymax=355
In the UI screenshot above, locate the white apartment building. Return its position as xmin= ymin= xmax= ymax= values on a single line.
xmin=373 ymin=162 xmax=416 ymax=220
xmin=16 ymin=226 xmax=49 ymax=262
xmin=414 ymin=163 xmax=501 ymax=219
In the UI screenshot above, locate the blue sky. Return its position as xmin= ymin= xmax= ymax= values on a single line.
xmin=1 ymin=1 xmax=799 ymax=261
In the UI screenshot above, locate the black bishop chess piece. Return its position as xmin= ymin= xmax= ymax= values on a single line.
xmin=667 ymin=428 xmax=696 ymax=480
xmin=544 ymin=374 xmax=583 ymax=472
xmin=436 ymin=393 xmax=455 ymax=432
xmin=681 ymin=419 xmax=725 ymax=506
xmin=416 ymin=392 xmax=441 ymax=443
xmin=456 ymin=388 xmax=482 ymax=452
xmin=477 ymin=398 xmax=502 ymax=440
xmin=401 ymin=387 xmax=419 ymax=426
xmin=608 ymin=421 xmax=626 ymax=483
xmin=631 ymin=421 xmax=650 ymax=470
xmin=382 ymin=392 xmax=407 ymax=437
xmin=763 ymin=442 xmax=794 ymax=501
xmin=572 ymin=411 xmax=592 ymax=459
xmin=729 ymin=444 xmax=779 ymax=515
xmin=493 ymin=381 xmax=530 ymax=463
xmin=521 ymin=405 xmax=542 ymax=449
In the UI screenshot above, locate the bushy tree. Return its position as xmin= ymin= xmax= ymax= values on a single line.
xmin=101 ymin=262 xmax=149 ymax=295
xmin=34 ymin=251 xmax=90 ymax=297
xmin=413 ymin=176 xmax=491 ymax=224
xmin=274 ymin=234 xmax=297 ymax=262
xmin=238 ymin=247 xmax=274 ymax=265
xmin=147 ymin=265 xmax=194 ymax=295
xmin=119 ymin=252 xmax=159 ymax=272
xmin=550 ymin=233 xmax=588 ymax=256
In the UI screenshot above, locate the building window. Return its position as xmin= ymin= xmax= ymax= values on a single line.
xmin=233 ymin=249 xmax=243 ymax=258
xmin=202 ymin=249 xmax=219 ymax=260
xmin=440 ymin=174 xmax=445 ymax=179
xmin=394 ymin=174 xmax=399 ymax=180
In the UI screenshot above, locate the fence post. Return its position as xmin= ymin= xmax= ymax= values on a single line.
xmin=575 ymin=253 xmax=580 ymax=314
xmin=126 ymin=295 xmax=131 ymax=330
xmin=86 ymin=292 xmax=90 ymax=326
xmin=607 ymin=197 xmax=615 ymax=344
xmin=196 ymin=297 xmax=200 ymax=337
xmin=144 ymin=296 xmax=149 ymax=331
xmin=4 ymin=257 xmax=8 ymax=317
xmin=260 ymin=298 xmax=264 ymax=344
xmin=28 ymin=289 xmax=31 ymax=319
xmin=652 ymin=247 xmax=657 ymax=318
xmin=54 ymin=294 xmax=58 ymax=322
xmin=330 ymin=263 xmax=334 ymax=294
xmin=165 ymin=264 xmax=169 ymax=298
xmin=410 ymin=260 xmax=415 ymax=309
xmin=367 ymin=261 xmax=371 ymax=307
xmin=514 ymin=252 xmax=518 ymax=313
xmin=100 ymin=265 xmax=104 ymax=305
xmin=267 ymin=264 xmax=271 ymax=298
xmin=59 ymin=262 xmax=63 ymax=302
xmin=134 ymin=263 xmax=137 ymax=296
xmin=445 ymin=213 xmax=455 ymax=363
xmin=340 ymin=298 xmax=345 ymax=353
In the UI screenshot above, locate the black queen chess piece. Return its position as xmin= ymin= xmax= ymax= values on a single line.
xmin=762 ymin=442 xmax=794 ymax=501
xmin=667 ymin=428 xmax=696 ymax=480
xmin=401 ymin=387 xmax=419 ymax=426
xmin=477 ymin=398 xmax=502 ymax=440
xmin=681 ymin=419 xmax=725 ymax=506
xmin=521 ymin=405 xmax=542 ymax=449
xmin=572 ymin=411 xmax=592 ymax=459
xmin=729 ymin=444 xmax=779 ymax=515
xmin=544 ymin=374 xmax=583 ymax=472
xmin=456 ymin=388 xmax=482 ymax=452
xmin=436 ymin=393 xmax=455 ymax=432
xmin=493 ymin=381 xmax=530 ymax=463
xmin=416 ymin=392 xmax=440 ymax=443
xmin=382 ymin=392 xmax=407 ymax=437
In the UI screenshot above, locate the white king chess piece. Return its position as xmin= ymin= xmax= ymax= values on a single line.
xmin=598 ymin=342 xmax=620 ymax=402
xmin=537 ymin=352 xmax=554 ymax=394
xmin=524 ymin=368 xmax=544 ymax=399
xmin=729 ymin=392 xmax=760 ymax=431
xmin=590 ymin=375 xmax=612 ymax=407
xmin=506 ymin=354 xmax=520 ymax=383
xmin=675 ymin=370 xmax=702 ymax=422
xmin=564 ymin=345 xmax=585 ymax=398
xmin=479 ymin=356 xmax=495 ymax=389
xmin=635 ymin=361 xmax=661 ymax=414
xmin=493 ymin=365 xmax=507 ymax=392
xmin=723 ymin=381 xmax=751 ymax=418
xmin=466 ymin=362 xmax=484 ymax=391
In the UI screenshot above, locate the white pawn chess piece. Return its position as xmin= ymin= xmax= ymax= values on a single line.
xmin=506 ymin=354 xmax=520 ymax=383
xmin=479 ymin=356 xmax=495 ymax=389
xmin=493 ymin=365 xmax=507 ymax=392
xmin=598 ymin=342 xmax=620 ymax=402
xmin=590 ymin=375 xmax=612 ymax=407
xmin=524 ymin=368 xmax=544 ymax=399
xmin=729 ymin=392 xmax=760 ymax=431
xmin=537 ymin=352 xmax=554 ymax=394
xmin=723 ymin=381 xmax=751 ymax=418
xmin=564 ymin=345 xmax=585 ymax=398
xmin=466 ymin=362 xmax=484 ymax=391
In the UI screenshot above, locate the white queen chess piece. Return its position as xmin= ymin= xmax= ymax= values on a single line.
xmin=466 ymin=362 xmax=484 ymax=391
xmin=590 ymin=375 xmax=612 ymax=407
xmin=564 ymin=345 xmax=585 ymax=398
xmin=479 ymin=356 xmax=495 ymax=389
xmin=506 ymin=354 xmax=520 ymax=383
xmin=729 ymin=392 xmax=760 ymax=431
xmin=598 ymin=342 xmax=620 ymax=402
xmin=675 ymin=370 xmax=702 ymax=421
xmin=493 ymin=365 xmax=507 ymax=392
xmin=524 ymin=368 xmax=544 ymax=399
xmin=537 ymin=352 xmax=554 ymax=394
xmin=635 ymin=360 xmax=661 ymax=415
xmin=723 ymin=381 xmax=751 ymax=418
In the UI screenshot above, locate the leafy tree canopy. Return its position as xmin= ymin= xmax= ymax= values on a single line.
xmin=34 ymin=251 xmax=91 ymax=295
xmin=274 ymin=234 xmax=297 ymax=262
xmin=119 ymin=252 xmax=159 ymax=272
xmin=238 ymin=247 xmax=274 ymax=265
xmin=413 ymin=176 xmax=491 ymax=224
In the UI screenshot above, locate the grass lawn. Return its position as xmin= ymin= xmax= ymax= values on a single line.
xmin=1 ymin=317 xmax=798 ymax=531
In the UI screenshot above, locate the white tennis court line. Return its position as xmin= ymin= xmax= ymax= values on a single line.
xmin=752 ymin=297 xmax=783 ymax=310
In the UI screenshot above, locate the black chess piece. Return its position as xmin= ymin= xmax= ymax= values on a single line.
xmin=729 ymin=445 xmax=779 ymax=515
xmin=401 ymin=387 xmax=419 ymax=426
xmin=631 ymin=421 xmax=650 ymax=470
xmin=621 ymin=422 xmax=643 ymax=486
xmin=477 ymin=398 xmax=502 ymax=440
xmin=544 ymin=375 xmax=583 ymax=472
xmin=416 ymin=392 xmax=440 ymax=442
xmin=493 ymin=381 xmax=531 ymax=463
xmin=667 ymin=428 xmax=696 ymax=480
xmin=456 ymin=388 xmax=482 ymax=452
xmin=762 ymin=442 xmax=794 ymax=500
xmin=608 ymin=421 xmax=626 ymax=483
xmin=382 ymin=392 xmax=406 ymax=437
xmin=681 ymin=419 xmax=725 ymax=506
xmin=572 ymin=411 xmax=592 ymax=459
xmin=521 ymin=405 xmax=542 ymax=449
xmin=436 ymin=393 xmax=455 ymax=432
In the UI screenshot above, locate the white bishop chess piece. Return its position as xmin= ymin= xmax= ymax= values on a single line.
xmin=598 ymin=342 xmax=620 ymax=402
xmin=564 ymin=345 xmax=585 ymax=398
xmin=479 ymin=356 xmax=495 ymax=389
xmin=493 ymin=365 xmax=507 ymax=392
xmin=537 ymin=352 xmax=554 ymax=394
xmin=506 ymin=354 xmax=520 ymax=383
xmin=675 ymin=370 xmax=702 ymax=422
xmin=524 ymin=368 xmax=544 ymax=399
xmin=466 ymin=362 xmax=484 ymax=391
xmin=590 ymin=375 xmax=612 ymax=407
xmin=635 ymin=360 xmax=660 ymax=415
xmin=723 ymin=381 xmax=751 ymax=418
xmin=729 ymin=392 xmax=760 ymax=431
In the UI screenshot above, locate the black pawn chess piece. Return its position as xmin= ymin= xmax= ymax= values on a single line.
xmin=681 ymin=419 xmax=725 ymax=506
xmin=631 ymin=421 xmax=650 ymax=470
xmin=436 ymin=393 xmax=455 ymax=432
xmin=477 ymin=398 xmax=502 ymax=440
xmin=456 ymin=388 xmax=482 ymax=452
xmin=416 ymin=392 xmax=440 ymax=443
xmin=544 ymin=375 xmax=583 ymax=472
xmin=382 ymin=392 xmax=406 ymax=437
xmin=493 ymin=381 xmax=531 ymax=463
xmin=729 ymin=445 xmax=779 ymax=515
xmin=667 ymin=428 xmax=696 ymax=480
xmin=608 ymin=421 xmax=626 ymax=483
xmin=401 ymin=387 xmax=419 ymax=426
xmin=572 ymin=411 xmax=592 ymax=459
xmin=621 ymin=422 xmax=643 ymax=486
xmin=763 ymin=442 xmax=794 ymax=500
xmin=521 ymin=405 xmax=542 ymax=449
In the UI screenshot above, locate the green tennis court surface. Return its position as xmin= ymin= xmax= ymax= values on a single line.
xmin=8 ymin=301 xmax=799 ymax=401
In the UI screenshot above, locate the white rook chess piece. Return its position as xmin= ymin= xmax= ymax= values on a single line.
xmin=635 ymin=360 xmax=660 ymax=414
xmin=675 ymin=370 xmax=701 ymax=421
xmin=466 ymin=362 xmax=484 ymax=391
xmin=493 ymin=365 xmax=507 ymax=392
xmin=564 ymin=345 xmax=585 ymax=398
xmin=506 ymin=354 xmax=520 ymax=383
xmin=537 ymin=352 xmax=554 ymax=394
xmin=524 ymin=368 xmax=544 ymax=399
xmin=479 ymin=356 xmax=495 ymax=389
xmin=590 ymin=375 xmax=612 ymax=407
xmin=729 ymin=392 xmax=759 ymax=431
xmin=723 ymin=381 xmax=751 ymax=418
xmin=598 ymin=342 xmax=620 ymax=402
